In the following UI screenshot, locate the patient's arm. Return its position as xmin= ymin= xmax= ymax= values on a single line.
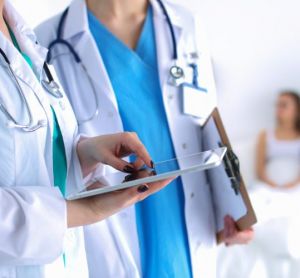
xmin=256 ymin=130 xmax=278 ymax=187
xmin=282 ymin=177 xmax=300 ymax=189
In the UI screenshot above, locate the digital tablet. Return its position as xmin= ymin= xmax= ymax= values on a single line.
xmin=67 ymin=147 xmax=227 ymax=200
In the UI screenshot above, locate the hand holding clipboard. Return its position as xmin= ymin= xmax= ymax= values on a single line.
xmin=202 ymin=108 xmax=257 ymax=243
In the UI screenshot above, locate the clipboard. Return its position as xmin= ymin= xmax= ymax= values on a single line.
xmin=202 ymin=108 xmax=257 ymax=243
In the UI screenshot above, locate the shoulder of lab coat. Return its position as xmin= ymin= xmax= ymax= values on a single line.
xmin=0 ymin=186 xmax=66 ymax=265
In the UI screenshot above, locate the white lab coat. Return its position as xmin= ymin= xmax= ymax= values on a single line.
xmin=36 ymin=0 xmax=246 ymax=277
xmin=0 ymin=2 xmax=88 ymax=278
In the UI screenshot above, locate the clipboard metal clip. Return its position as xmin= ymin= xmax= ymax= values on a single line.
xmin=218 ymin=142 xmax=241 ymax=195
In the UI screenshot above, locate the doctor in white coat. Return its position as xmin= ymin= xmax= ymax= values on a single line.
xmin=36 ymin=0 xmax=253 ymax=277
xmin=0 ymin=1 xmax=172 ymax=278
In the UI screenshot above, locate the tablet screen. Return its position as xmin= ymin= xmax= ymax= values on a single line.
xmin=67 ymin=147 xmax=226 ymax=200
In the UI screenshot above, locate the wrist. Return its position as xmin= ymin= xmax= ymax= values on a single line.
xmin=77 ymin=137 xmax=98 ymax=177
xmin=67 ymin=199 xmax=101 ymax=228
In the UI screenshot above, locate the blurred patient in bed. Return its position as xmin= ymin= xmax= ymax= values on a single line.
xmin=256 ymin=91 xmax=300 ymax=190
xmin=251 ymin=91 xmax=300 ymax=278
xmin=217 ymin=92 xmax=300 ymax=278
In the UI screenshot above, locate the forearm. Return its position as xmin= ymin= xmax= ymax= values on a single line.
xmin=66 ymin=177 xmax=172 ymax=228
xmin=67 ymin=199 xmax=99 ymax=228
xmin=66 ymin=189 xmax=135 ymax=228
xmin=77 ymin=137 xmax=99 ymax=178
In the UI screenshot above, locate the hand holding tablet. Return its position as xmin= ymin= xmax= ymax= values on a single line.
xmin=67 ymin=147 xmax=227 ymax=200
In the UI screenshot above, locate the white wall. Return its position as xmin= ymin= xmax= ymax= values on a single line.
xmin=11 ymin=0 xmax=300 ymax=183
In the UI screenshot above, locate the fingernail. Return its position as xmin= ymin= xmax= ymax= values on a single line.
xmin=151 ymin=170 xmax=157 ymax=176
xmin=124 ymin=175 xmax=133 ymax=182
xmin=123 ymin=165 xmax=135 ymax=173
xmin=150 ymin=160 xmax=154 ymax=169
xmin=137 ymin=184 xmax=149 ymax=193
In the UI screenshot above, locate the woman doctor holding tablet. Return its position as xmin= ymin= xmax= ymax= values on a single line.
xmin=37 ymin=0 xmax=253 ymax=277
xmin=0 ymin=1 xmax=171 ymax=277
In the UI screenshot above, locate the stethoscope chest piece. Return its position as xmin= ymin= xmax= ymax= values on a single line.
xmin=170 ymin=65 xmax=184 ymax=80
xmin=41 ymin=80 xmax=63 ymax=98
xmin=169 ymin=64 xmax=185 ymax=87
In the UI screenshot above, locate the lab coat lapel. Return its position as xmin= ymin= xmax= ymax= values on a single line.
xmin=76 ymin=34 xmax=119 ymax=110
xmin=48 ymin=66 xmax=76 ymax=172
xmin=63 ymin=0 xmax=120 ymax=114
xmin=5 ymin=1 xmax=79 ymax=187
xmin=1 ymin=3 xmax=56 ymax=181
xmin=151 ymin=0 xmax=183 ymax=89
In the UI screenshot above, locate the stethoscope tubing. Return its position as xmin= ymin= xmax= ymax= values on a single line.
xmin=0 ymin=46 xmax=63 ymax=131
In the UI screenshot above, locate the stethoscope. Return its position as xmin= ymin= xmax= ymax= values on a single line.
xmin=156 ymin=0 xmax=186 ymax=83
xmin=0 ymin=48 xmax=64 ymax=132
xmin=46 ymin=7 xmax=99 ymax=125
xmin=156 ymin=0 xmax=201 ymax=88
xmin=46 ymin=0 xmax=200 ymax=124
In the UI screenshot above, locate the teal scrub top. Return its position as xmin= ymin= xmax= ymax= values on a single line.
xmin=88 ymin=6 xmax=192 ymax=278
xmin=7 ymin=25 xmax=67 ymax=196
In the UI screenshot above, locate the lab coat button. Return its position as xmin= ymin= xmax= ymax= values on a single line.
xmin=182 ymin=143 xmax=187 ymax=149
xmin=168 ymin=94 xmax=174 ymax=100
xmin=190 ymin=192 xmax=195 ymax=198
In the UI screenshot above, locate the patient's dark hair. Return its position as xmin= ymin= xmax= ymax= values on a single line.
xmin=280 ymin=90 xmax=300 ymax=132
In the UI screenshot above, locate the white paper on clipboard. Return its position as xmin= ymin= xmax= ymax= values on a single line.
xmin=202 ymin=108 xmax=257 ymax=242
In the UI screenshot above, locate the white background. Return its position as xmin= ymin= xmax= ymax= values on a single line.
xmin=11 ymin=0 xmax=300 ymax=184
